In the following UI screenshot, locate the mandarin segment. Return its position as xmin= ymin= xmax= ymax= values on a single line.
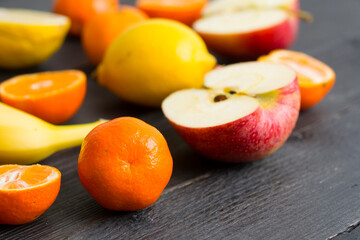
xmin=0 ymin=164 xmax=61 ymax=225
xmin=0 ymin=70 xmax=86 ymax=124
xmin=78 ymin=117 xmax=173 ymax=211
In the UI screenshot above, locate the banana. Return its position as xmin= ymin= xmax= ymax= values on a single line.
xmin=0 ymin=102 xmax=105 ymax=164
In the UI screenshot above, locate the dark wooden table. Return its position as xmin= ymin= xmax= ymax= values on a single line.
xmin=1 ymin=0 xmax=360 ymax=239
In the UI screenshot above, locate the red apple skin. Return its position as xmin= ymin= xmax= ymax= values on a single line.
xmin=167 ymin=78 xmax=300 ymax=162
xmin=196 ymin=16 xmax=298 ymax=60
xmin=196 ymin=0 xmax=300 ymax=60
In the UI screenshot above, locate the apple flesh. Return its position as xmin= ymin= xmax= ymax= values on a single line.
xmin=193 ymin=9 xmax=298 ymax=59
xmin=162 ymin=62 xmax=300 ymax=162
xmin=193 ymin=0 xmax=299 ymax=60
xmin=201 ymin=0 xmax=299 ymax=17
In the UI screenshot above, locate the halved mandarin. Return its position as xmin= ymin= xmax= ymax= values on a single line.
xmin=258 ymin=49 xmax=335 ymax=110
xmin=0 ymin=164 xmax=61 ymax=225
xmin=0 ymin=70 xmax=86 ymax=124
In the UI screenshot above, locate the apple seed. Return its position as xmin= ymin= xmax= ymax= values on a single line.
xmin=214 ymin=94 xmax=228 ymax=102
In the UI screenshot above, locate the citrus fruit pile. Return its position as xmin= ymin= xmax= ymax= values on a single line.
xmin=0 ymin=0 xmax=336 ymax=226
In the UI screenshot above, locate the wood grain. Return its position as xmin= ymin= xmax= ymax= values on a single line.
xmin=0 ymin=0 xmax=360 ymax=239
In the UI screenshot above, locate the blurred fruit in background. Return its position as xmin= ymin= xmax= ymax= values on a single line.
xmin=53 ymin=0 xmax=119 ymax=36
xmin=136 ymin=0 xmax=207 ymax=26
xmin=0 ymin=164 xmax=61 ymax=225
xmin=0 ymin=70 xmax=86 ymax=124
xmin=201 ymin=0 xmax=299 ymax=17
xmin=258 ymin=49 xmax=335 ymax=110
xmin=193 ymin=0 xmax=299 ymax=59
xmin=82 ymin=6 xmax=148 ymax=65
xmin=0 ymin=8 xmax=70 ymax=69
xmin=97 ymin=19 xmax=216 ymax=107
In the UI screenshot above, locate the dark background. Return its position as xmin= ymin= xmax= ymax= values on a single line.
xmin=0 ymin=0 xmax=360 ymax=239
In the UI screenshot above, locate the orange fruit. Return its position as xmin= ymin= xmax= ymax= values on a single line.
xmin=258 ymin=49 xmax=336 ymax=110
xmin=0 ymin=70 xmax=86 ymax=124
xmin=136 ymin=0 xmax=208 ymax=26
xmin=78 ymin=117 xmax=173 ymax=211
xmin=82 ymin=6 xmax=148 ymax=65
xmin=53 ymin=0 xmax=119 ymax=36
xmin=0 ymin=164 xmax=61 ymax=225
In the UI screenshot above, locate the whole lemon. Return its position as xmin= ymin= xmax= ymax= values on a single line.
xmin=97 ymin=19 xmax=216 ymax=107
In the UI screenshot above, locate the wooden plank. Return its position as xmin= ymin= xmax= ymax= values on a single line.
xmin=334 ymin=223 xmax=360 ymax=240
xmin=2 ymin=94 xmax=358 ymax=240
xmin=66 ymin=98 xmax=360 ymax=239
xmin=0 ymin=0 xmax=360 ymax=239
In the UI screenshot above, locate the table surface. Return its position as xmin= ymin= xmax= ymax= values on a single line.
xmin=1 ymin=0 xmax=360 ymax=239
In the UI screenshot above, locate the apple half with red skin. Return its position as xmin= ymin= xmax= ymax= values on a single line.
xmin=162 ymin=62 xmax=300 ymax=162
xmin=193 ymin=0 xmax=299 ymax=59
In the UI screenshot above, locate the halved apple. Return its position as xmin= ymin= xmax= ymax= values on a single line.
xmin=193 ymin=9 xmax=298 ymax=59
xmin=162 ymin=62 xmax=300 ymax=162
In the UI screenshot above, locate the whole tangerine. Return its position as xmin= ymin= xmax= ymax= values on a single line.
xmin=82 ymin=6 xmax=148 ymax=65
xmin=53 ymin=0 xmax=119 ymax=36
xmin=78 ymin=117 xmax=173 ymax=211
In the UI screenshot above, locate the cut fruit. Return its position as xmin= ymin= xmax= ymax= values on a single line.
xmin=258 ymin=49 xmax=336 ymax=110
xmin=0 ymin=8 xmax=70 ymax=69
xmin=0 ymin=164 xmax=61 ymax=225
xmin=0 ymin=70 xmax=86 ymax=124
xmin=202 ymin=0 xmax=298 ymax=16
xmin=0 ymin=8 xmax=69 ymax=24
xmin=162 ymin=62 xmax=300 ymax=162
xmin=193 ymin=9 xmax=298 ymax=59
xmin=204 ymin=60 xmax=296 ymax=95
xmin=162 ymin=89 xmax=259 ymax=128
xmin=195 ymin=10 xmax=288 ymax=34
xmin=136 ymin=0 xmax=208 ymax=26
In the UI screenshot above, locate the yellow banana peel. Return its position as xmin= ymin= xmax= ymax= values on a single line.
xmin=0 ymin=102 xmax=105 ymax=164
